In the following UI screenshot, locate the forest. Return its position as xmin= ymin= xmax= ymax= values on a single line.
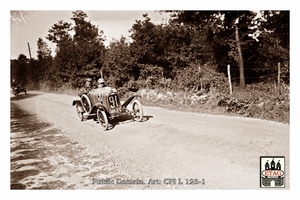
xmin=10 ymin=10 xmax=290 ymax=123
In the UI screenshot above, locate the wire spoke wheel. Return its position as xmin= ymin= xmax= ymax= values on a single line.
xmin=132 ymin=99 xmax=144 ymax=122
xmin=13 ymin=88 xmax=18 ymax=96
xmin=76 ymin=104 xmax=84 ymax=121
xmin=81 ymin=94 xmax=91 ymax=113
xmin=97 ymin=109 xmax=109 ymax=130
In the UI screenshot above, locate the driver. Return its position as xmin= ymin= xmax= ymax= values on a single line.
xmin=97 ymin=78 xmax=106 ymax=88
xmin=78 ymin=78 xmax=93 ymax=97
xmin=11 ymin=79 xmax=18 ymax=88
xmin=11 ymin=79 xmax=24 ymax=90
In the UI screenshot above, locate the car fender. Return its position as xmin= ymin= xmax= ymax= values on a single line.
xmin=72 ymin=100 xmax=81 ymax=106
xmin=122 ymin=94 xmax=142 ymax=108
xmin=72 ymin=100 xmax=85 ymax=112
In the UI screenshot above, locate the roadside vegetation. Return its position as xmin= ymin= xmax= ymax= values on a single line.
xmin=134 ymin=82 xmax=289 ymax=123
xmin=11 ymin=10 xmax=289 ymax=123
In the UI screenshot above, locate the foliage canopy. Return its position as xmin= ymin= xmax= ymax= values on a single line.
xmin=11 ymin=10 xmax=289 ymax=91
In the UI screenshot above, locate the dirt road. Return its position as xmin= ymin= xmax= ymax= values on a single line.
xmin=10 ymin=91 xmax=289 ymax=189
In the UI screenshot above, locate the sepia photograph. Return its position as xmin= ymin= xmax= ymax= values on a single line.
xmin=4 ymin=0 xmax=298 ymax=198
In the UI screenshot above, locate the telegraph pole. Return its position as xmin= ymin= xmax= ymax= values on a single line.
xmin=27 ymin=42 xmax=32 ymax=59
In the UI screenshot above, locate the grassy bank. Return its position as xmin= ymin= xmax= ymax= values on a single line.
xmin=133 ymin=83 xmax=289 ymax=124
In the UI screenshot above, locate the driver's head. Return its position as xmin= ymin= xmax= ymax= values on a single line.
xmin=98 ymin=78 xmax=105 ymax=87
xmin=85 ymin=78 xmax=92 ymax=86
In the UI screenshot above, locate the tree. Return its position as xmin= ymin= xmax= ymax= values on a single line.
xmin=46 ymin=19 xmax=73 ymax=87
xmin=104 ymin=36 xmax=133 ymax=87
xmin=70 ymin=10 xmax=106 ymax=82
xmin=128 ymin=12 xmax=217 ymax=89
xmin=129 ymin=14 xmax=157 ymax=65
xmin=167 ymin=11 xmax=257 ymax=87
xmin=46 ymin=10 xmax=106 ymax=88
xmin=254 ymin=11 xmax=289 ymax=83
xmin=37 ymin=37 xmax=52 ymax=60
xmin=36 ymin=37 xmax=53 ymax=84
xmin=46 ymin=20 xmax=72 ymax=45
xmin=11 ymin=54 xmax=29 ymax=86
xmin=221 ymin=11 xmax=257 ymax=87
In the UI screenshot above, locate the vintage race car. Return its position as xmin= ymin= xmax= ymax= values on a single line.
xmin=12 ymin=85 xmax=27 ymax=96
xmin=72 ymin=86 xmax=143 ymax=130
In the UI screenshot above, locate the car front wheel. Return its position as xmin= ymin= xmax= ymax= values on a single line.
xmin=76 ymin=104 xmax=84 ymax=121
xmin=97 ymin=109 xmax=109 ymax=130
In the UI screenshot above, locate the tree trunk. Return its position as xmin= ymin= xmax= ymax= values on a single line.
xmin=235 ymin=24 xmax=245 ymax=87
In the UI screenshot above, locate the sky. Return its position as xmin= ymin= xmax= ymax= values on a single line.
xmin=8 ymin=0 xmax=295 ymax=60
xmin=10 ymin=10 xmax=170 ymax=59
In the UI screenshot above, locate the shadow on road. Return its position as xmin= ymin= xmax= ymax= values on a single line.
xmin=95 ymin=115 xmax=154 ymax=130
xmin=11 ymin=103 xmax=127 ymax=189
xmin=11 ymin=103 xmax=57 ymax=189
xmin=141 ymin=115 xmax=153 ymax=122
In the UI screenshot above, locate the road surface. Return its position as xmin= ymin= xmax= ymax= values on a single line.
xmin=10 ymin=91 xmax=289 ymax=189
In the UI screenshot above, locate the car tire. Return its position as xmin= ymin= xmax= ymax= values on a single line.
xmin=132 ymin=99 xmax=144 ymax=122
xmin=76 ymin=104 xmax=84 ymax=121
xmin=81 ymin=94 xmax=92 ymax=113
xmin=97 ymin=109 xmax=109 ymax=130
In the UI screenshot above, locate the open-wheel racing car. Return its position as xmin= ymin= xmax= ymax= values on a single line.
xmin=12 ymin=85 xmax=27 ymax=96
xmin=72 ymin=86 xmax=144 ymax=130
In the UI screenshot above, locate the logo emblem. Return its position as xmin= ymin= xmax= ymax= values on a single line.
xmin=260 ymin=156 xmax=285 ymax=188
xmin=97 ymin=93 xmax=103 ymax=101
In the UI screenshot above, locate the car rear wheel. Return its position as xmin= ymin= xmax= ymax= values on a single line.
xmin=81 ymin=94 xmax=92 ymax=113
xmin=132 ymin=99 xmax=144 ymax=122
xmin=97 ymin=109 xmax=109 ymax=130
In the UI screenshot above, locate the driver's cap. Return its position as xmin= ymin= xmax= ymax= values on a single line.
xmin=98 ymin=78 xmax=105 ymax=83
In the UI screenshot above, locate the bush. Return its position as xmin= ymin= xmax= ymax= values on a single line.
xmin=217 ymin=94 xmax=249 ymax=114
xmin=117 ymin=86 xmax=129 ymax=99
xmin=136 ymin=81 xmax=289 ymax=123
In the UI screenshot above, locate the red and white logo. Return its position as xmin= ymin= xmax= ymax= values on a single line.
xmin=260 ymin=156 xmax=285 ymax=188
xmin=262 ymin=170 xmax=284 ymax=177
